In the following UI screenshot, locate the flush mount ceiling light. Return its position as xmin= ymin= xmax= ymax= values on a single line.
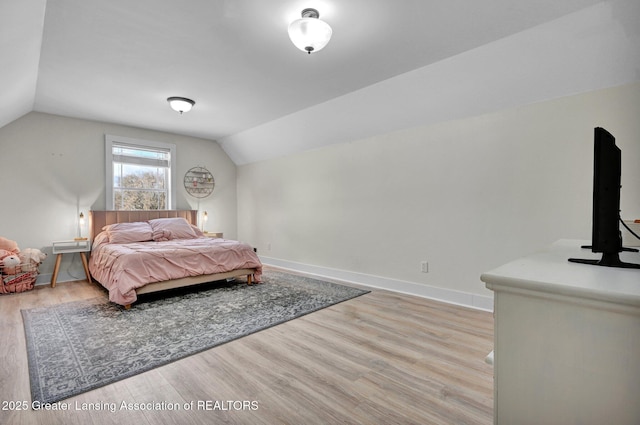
xmin=167 ymin=97 xmax=195 ymax=114
xmin=288 ymin=8 xmax=332 ymax=54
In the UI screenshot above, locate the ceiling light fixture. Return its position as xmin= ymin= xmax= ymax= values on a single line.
xmin=288 ymin=8 xmax=332 ymax=54
xmin=167 ymin=97 xmax=195 ymax=114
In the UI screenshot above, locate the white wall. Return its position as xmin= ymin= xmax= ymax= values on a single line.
xmin=0 ymin=112 xmax=236 ymax=282
xmin=237 ymin=82 xmax=640 ymax=309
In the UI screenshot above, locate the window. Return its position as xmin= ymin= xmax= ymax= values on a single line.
xmin=106 ymin=135 xmax=176 ymax=210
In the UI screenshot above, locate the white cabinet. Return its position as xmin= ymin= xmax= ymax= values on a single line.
xmin=481 ymin=240 xmax=640 ymax=425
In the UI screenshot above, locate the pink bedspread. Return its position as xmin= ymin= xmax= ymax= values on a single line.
xmin=89 ymin=233 xmax=262 ymax=306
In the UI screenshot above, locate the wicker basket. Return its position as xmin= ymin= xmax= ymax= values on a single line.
xmin=0 ymin=262 xmax=37 ymax=294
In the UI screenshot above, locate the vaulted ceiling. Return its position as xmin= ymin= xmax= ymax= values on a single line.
xmin=2 ymin=0 xmax=638 ymax=164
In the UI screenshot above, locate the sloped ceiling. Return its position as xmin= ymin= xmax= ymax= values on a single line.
xmin=1 ymin=0 xmax=638 ymax=164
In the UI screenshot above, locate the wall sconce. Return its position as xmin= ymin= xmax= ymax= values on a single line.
xmin=167 ymin=97 xmax=195 ymax=114
xmin=202 ymin=211 xmax=208 ymax=232
xmin=75 ymin=212 xmax=87 ymax=241
xmin=288 ymin=8 xmax=332 ymax=54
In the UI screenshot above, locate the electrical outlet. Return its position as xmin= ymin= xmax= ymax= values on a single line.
xmin=420 ymin=261 xmax=429 ymax=273
xmin=267 ymin=242 xmax=271 ymax=251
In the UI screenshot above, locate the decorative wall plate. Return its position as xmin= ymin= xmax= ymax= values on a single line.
xmin=184 ymin=166 xmax=215 ymax=198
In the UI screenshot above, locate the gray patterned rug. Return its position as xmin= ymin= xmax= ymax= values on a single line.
xmin=21 ymin=271 xmax=369 ymax=404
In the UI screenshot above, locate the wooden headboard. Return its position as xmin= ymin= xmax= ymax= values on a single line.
xmin=90 ymin=210 xmax=198 ymax=240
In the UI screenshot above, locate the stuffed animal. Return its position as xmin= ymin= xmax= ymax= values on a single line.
xmin=2 ymin=255 xmax=21 ymax=275
xmin=0 ymin=249 xmax=13 ymax=261
xmin=19 ymin=248 xmax=47 ymax=273
xmin=0 ymin=236 xmax=19 ymax=254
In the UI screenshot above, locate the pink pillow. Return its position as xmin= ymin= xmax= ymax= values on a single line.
xmin=191 ymin=225 xmax=204 ymax=237
xmin=152 ymin=229 xmax=172 ymax=242
xmin=103 ymin=222 xmax=153 ymax=244
xmin=148 ymin=218 xmax=197 ymax=240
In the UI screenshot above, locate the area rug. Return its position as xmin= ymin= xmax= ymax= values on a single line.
xmin=21 ymin=271 xmax=369 ymax=404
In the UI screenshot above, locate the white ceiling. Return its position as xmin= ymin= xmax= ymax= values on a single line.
xmin=2 ymin=0 xmax=639 ymax=164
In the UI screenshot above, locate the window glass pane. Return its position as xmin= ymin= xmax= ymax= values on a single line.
xmin=114 ymin=189 xmax=167 ymax=210
xmin=112 ymin=145 xmax=170 ymax=167
xmin=113 ymin=146 xmax=169 ymax=161
xmin=113 ymin=163 xmax=167 ymax=190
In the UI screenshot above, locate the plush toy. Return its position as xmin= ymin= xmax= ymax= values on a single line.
xmin=0 ymin=236 xmax=20 ymax=254
xmin=0 ymin=249 xmax=13 ymax=261
xmin=19 ymin=248 xmax=47 ymax=273
xmin=2 ymin=255 xmax=21 ymax=275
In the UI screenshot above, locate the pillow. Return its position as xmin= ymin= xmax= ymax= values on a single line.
xmin=191 ymin=225 xmax=204 ymax=237
xmin=103 ymin=222 xmax=153 ymax=244
xmin=93 ymin=231 xmax=110 ymax=246
xmin=148 ymin=217 xmax=197 ymax=240
xmin=152 ymin=229 xmax=172 ymax=242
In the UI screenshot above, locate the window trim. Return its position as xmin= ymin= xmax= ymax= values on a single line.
xmin=105 ymin=134 xmax=177 ymax=210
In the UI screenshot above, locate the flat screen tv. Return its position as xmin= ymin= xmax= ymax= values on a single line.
xmin=569 ymin=127 xmax=640 ymax=268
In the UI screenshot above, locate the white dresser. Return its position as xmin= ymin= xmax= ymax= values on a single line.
xmin=481 ymin=240 xmax=640 ymax=425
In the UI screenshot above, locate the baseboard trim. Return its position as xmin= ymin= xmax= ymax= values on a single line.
xmin=35 ymin=271 xmax=85 ymax=286
xmin=36 ymin=259 xmax=495 ymax=311
xmin=260 ymin=256 xmax=494 ymax=312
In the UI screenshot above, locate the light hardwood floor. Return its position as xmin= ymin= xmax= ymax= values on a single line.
xmin=0 ymin=273 xmax=494 ymax=425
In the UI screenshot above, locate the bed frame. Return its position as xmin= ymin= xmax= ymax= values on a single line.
xmin=89 ymin=210 xmax=256 ymax=308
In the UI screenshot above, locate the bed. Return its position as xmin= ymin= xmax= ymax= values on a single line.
xmin=88 ymin=210 xmax=262 ymax=309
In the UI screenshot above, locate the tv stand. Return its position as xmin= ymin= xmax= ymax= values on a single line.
xmin=482 ymin=240 xmax=640 ymax=424
xmin=570 ymin=251 xmax=640 ymax=269
xmin=579 ymin=244 xmax=639 ymax=252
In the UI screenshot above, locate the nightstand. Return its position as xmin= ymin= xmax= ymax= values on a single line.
xmin=203 ymin=232 xmax=223 ymax=238
xmin=51 ymin=239 xmax=92 ymax=287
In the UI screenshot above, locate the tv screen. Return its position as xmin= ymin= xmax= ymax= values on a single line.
xmin=591 ymin=127 xmax=622 ymax=254
xmin=569 ymin=127 xmax=640 ymax=268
